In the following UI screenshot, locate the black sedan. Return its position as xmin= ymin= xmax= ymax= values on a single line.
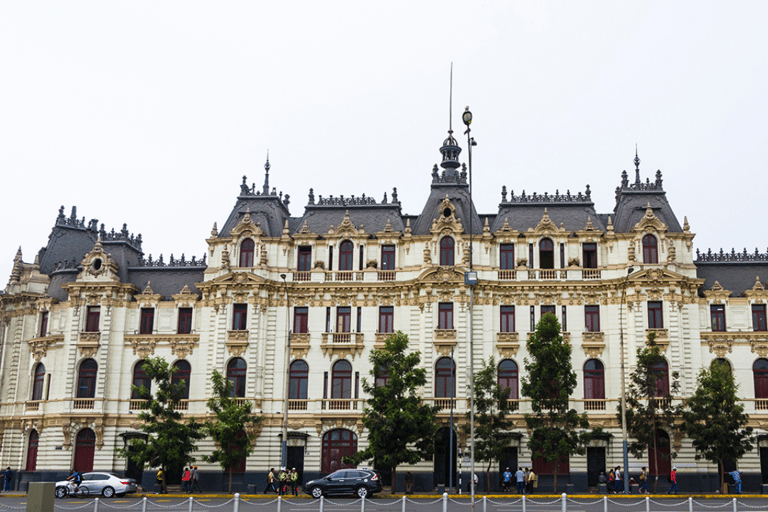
xmin=305 ymin=469 xmax=383 ymax=498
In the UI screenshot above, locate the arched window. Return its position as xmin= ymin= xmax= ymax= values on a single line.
xmin=74 ymin=428 xmax=96 ymax=473
xmin=498 ymin=359 xmax=518 ymax=399
xmin=26 ymin=430 xmax=39 ymax=471
xmin=290 ymin=360 xmax=309 ymax=399
xmin=132 ymin=360 xmax=151 ymax=399
xmin=583 ymin=359 xmax=605 ymax=399
xmin=539 ymin=238 xmax=554 ymax=269
xmin=321 ymin=429 xmax=357 ymax=473
xmin=440 ymin=237 xmax=455 ymax=266
xmin=339 ymin=240 xmax=354 ymax=271
xmin=172 ymin=360 xmax=191 ymax=399
xmin=754 ymin=359 xmax=768 ymax=399
xmin=229 ymin=430 xmax=248 ymax=473
xmin=77 ymin=359 xmax=97 ymax=399
xmin=435 ymin=357 xmax=456 ymax=398
xmin=332 ymin=360 xmax=352 ymax=399
xmin=712 ymin=358 xmax=732 ymax=373
xmin=227 ymin=358 xmax=247 ymax=398
xmin=652 ymin=360 xmax=670 ymax=397
xmin=239 ymin=239 xmax=255 ymax=267
xmin=32 ymin=363 xmax=45 ymax=401
xmin=642 ymin=235 xmax=658 ymax=264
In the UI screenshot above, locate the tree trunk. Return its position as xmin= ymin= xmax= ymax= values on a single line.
xmin=391 ymin=466 xmax=397 ymax=494
xmin=228 ymin=468 xmax=233 ymax=494
xmin=719 ymin=459 xmax=725 ymax=494
xmin=161 ymin=466 xmax=166 ymax=494
xmin=553 ymin=460 xmax=558 ymax=493
xmin=486 ymin=461 xmax=492 ymax=493
xmin=651 ymin=432 xmax=659 ymax=494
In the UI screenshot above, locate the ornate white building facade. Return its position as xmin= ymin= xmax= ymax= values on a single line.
xmin=2 ymin=133 xmax=768 ymax=492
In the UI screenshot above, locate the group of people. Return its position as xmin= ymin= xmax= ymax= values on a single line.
xmin=501 ymin=467 xmax=537 ymax=493
xmin=264 ymin=467 xmax=299 ymax=496
xmin=180 ymin=466 xmax=201 ymax=493
xmin=599 ymin=466 xmax=677 ymax=495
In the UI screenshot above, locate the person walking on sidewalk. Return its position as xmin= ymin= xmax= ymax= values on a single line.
xmin=639 ymin=467 xmax=648 ymax=494
xmin=502 ymin=468 xmax=512 ymax=492
xmin=667 ymin=467 xmax=678 ymax=494
xmin=729 ymin=470 xmax=742 ymax=494
xmin=3 ymin=468 xmax=12 ymax=492
xmin=264 ymin=468 xmax=277 ymax=494
xmin=515 ymin=467 xmax=525 ymax=494
xmin=191 ymin=466 xmax=201 ymax=493
xmin=527 ymin=469 xmax=536 ymax=494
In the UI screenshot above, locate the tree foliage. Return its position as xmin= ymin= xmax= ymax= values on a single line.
xmin=521 ymin=313 xmax=592 ymax=492
xmin=117 ymin=357 xmax=204 ymax=493
xmin=463 ymin=356 xmax=515 ymax=491
xmin=681 ymin=362 xmax=754 ymax=491
xmin=202 ymin=370 xmax=263 ymax=493
xmin=343 ymin=331 xmax=439 ymax=491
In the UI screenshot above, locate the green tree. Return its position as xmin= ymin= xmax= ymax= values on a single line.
xmin=343 ymin=331 xmax=439 ymax=492
xmin=117 ymin=357 xmax=204 ymax=493
xmin=202 ymin=370 xmax=263 ymax=493
xmin=681 ymin=362 xmax=754 ymax=492
xmin=463 ymin=356 xmax=515 ymax=491
xmin=622 ymin=332 xmax=680 ymax=493
xmin=521 ymin=313 xmax=592 ymax=492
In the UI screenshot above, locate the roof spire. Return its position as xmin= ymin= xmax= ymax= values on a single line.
xmin=634 ymin=145 xmax=641 ymax=184
xmin=449 ymin=62 xmax=453 ymax=135
xmin=262 ymin=150 xmax=271 ymax=195
xmin=437 ymin=63 xmax=462 ymax=176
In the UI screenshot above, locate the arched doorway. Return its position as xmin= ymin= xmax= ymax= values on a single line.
xmin=648 ymin=429 xmax=671 ymax=479
xmin=321 ymin=429 xmax=357 ymax=474
xmin=26 ymin=430 xmax=39 ymax=471
xmin=433 ymin=427 xmax=457 ymax=489
xmin=74 ymin=428 xmax=96 ymax=472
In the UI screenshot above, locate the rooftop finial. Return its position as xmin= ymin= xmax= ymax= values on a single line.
xmin=262 ymin=150 xmax=271 ymax=195
xmin=436 ymin=63 xmax=462 ymax=176
xmin=449 ymin=62 xmax=453 ymax=135
xmin=634 ymin=145 xmax=641 ymax=184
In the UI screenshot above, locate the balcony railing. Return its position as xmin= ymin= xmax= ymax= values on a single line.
xmin=755 ymin=399 xmax=768 ymax=411
xmin=25 ymin=401 xmax=41 ymax=412
xmin=584 ymin=399 xmax=606 ymax=411
xmin=288 ymin=399 xmax=308 ymax=411
xmin=527 ymin=269 xmax=565 ymax=280
xmin=378 ymin=271 xmax=396 ymax=281
xmin=325 ymin=271 xmax=363 ymax=282
xmin=294 ymin=271 xmax=311 ymax=282
xmin=73 ymin=399 xmax=95 ymax=410
xmin=129 ymin=399 xmax=148 ymax=411
xmin=582 ymin=269 xmax=601 ymax=280
xmin=173 ymin=399 xmax=190 ymax=411
xmin=322 ymin=399 xmax=360 ymax=411
xmin=498 ymin=270 xmax=516 ymax=281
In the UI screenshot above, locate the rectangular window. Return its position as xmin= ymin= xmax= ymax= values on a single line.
xmin=710 ymin=304 xmax=726 ymax=332
xmin=39 ymin=312 xmax=48 ymax=337
xmin=85 ymin=306 xmax=100 ymax=332
xmin=528 ymin=244 xmax=534 ymax=268
xmin=355 ymin=372 xmax=360 ymax=399
xmin=297 ymin=246 xmax=312 ymax=272
xmin=294 ymin=307 xmax=309 ymax=333
xmin=562 ymin=305 xmax=567 ymax=332
xmin=753 ymin=304 xmax=767 ymax=332
xmin=379 ymin=306 xmax=394 ymax=333
xmin=530 ymin=305 xmax=535 ymax=331
xmin=326 ymin=307 xmax=331 ymax=332
xmin=328 ymin=246 xmax=334 ymax=271
xmin=500 ymin=244 xmax=515 ymax=270
xmin=438 ymin=303 xmax=453 ymax=330
xmin=359 ymin=245 xmax=365 ymax=271
xmin=323 ymin=372 xmax=328 ymax=399
xmin=337 ymin=307 xmax=351 ymax=333
xmin=582 ymin=243 xmax=598 ymax=269
xmin=585 ymin=305 xmax=600 ymax=332
xmin=381 ymin=245 xmax=396 ymax=270
xmin=500 ymin=306 xmax=515 ymax=333
xmin=233 ymin=304 xmax=248 ymax=330
xmin=177 ymin=308 xmax=193 ymax=334
xmin=356 ymin=307 xmax=362 ymax=332
xmin=541 ymin=305 xmax=556 ymax=317
xmin=648 ymin=301 xmax=664 ymax=329
xmin=140 ymin=308 xmax=154 ymax=335
xmin=560 ymin=243 xmax=566 ymax=268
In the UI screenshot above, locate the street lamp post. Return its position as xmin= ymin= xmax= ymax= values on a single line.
xmin=619 ymin=266 xmax=634 ymax=494
xmin=280 ymin=273 xmax=291 ymax=468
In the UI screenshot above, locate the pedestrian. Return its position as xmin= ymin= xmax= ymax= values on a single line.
xmin=181 ymin=467 xmax=191 ymax=493
xmin=264 ymin=468 xmax=277 ymax=494
xmin=607 ymin=469 xmax=615 ymax=494
xmin=667 ymin=467 xmax=677 ymax=494
xmin=524 ymin=468 xmax=530 ymax=492
xmin=639 ymin=467 xmax=648 ymax=494
xmin=729 ymin=470 xmax=742 ymax=494
xmin=515 ymin=467 xmax=525 ymax=494
xmin=279 ymin=468 xmax=288 ymax=495
xmin=614 ymin=466 xmax=622 ymax=493
xmin=155 ymin=469 xmax=164 ymax=493
xmin=3 ymin=468 xmax=12 ymax=492
xmin=191 ymin=466 xmax=201 ymax=493
xmin=527 ymin=469 xmax=536 ymax=494
xmin=404 ymin=472 xmax=413 ymax=494
xmin=502 ymin=467 xmax=512 ymax=492
xmin=290 ymin=468 xmax=299 ymax=496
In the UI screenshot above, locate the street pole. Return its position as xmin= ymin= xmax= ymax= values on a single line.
xmin=280 ymin=274 xmax=291 ymax=469
xmin=619 ymin=266 xmax=633 ymax=494
xmin=449 ymin=344 xmax=455 ymax=494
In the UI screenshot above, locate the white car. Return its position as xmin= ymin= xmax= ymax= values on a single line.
xmin=55 ymin=472 xmax=138 ymax=498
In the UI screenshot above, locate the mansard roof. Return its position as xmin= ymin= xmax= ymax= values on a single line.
xmin=296 ymin=190 xmax=404 ymax=236
xmin=612 ymin=156 xmax=682 ymax=233
xmin=410 ymin=183 xmax=482 ymax=236
xmin=695 ymin=248 xmax=768 ymax=296
xmin=491 ymin=186 xmax=604 ymax=233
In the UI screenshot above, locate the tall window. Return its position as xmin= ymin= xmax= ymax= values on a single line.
xmin=293 ymin=307 xmax=309 ymax=333
xmin=652 ymin=360 xmax=670 ymax=397
xmin=438 ymin=303 xmax=453 ymax=330
xmin=379 ymin=306 xmax=394 ymax=333
xmin=500 ymin=244 xmax=515 ymax=270
xmin=500 ymin=306 xmax=515 ymax=333
xmin=648 ymin=301 xmax=664 ymax=329
xmin=539 ymin=239 xmax=554 ymax=269
xmin=32 ymin=363 xmax=45 ymax=401
xmin=642 ymin=235 xmax=658 ymax=264
xmin=298 ymin=246 xmax=312 ymax=272
xmin=39 ymin=312 xmax=48 ymax=337
xmin=74 ymin=428 xmax=96 ymax=473
xmin=331 ymin=360 xmax=352 ymax=398
xmin=585 ymin=306 xmax=600 ymax=332
xmin=498 ymin=359 xmax=518 ymax=399
xmin=375 ymin=365 xmax=390 ymax=388
xmin=132 ymin=360 xmax=151 ymax=399
xmin=239 ymin=239 xmax=254 ymax=267
xmin=227 ymin=358 xmax=247 ymax=397
xmin=172 ymin=360 xmax=191 ymax=399
xmin=381 ymin=245 xmax=395 ymax=270
xmin=289 ymin=360 xmax=309 ymax=399
xmin=339 ymin=241 xmax=354 ymax=271
xmin=541 ymin=305 xmax=556 ymax=317
xmin=229 ymin=430 xmax=248 ymax=474
xmin=140 ymin=308 xmax=154 ymax=334
xmin=754 ymin=305 xmax=768 ymax=332
xmin=583 ymin=359 xmax=605 ymax=399
xmin=710 ymin=304 xmax=726 ymax=331
xmin=177 ymin=308 xmax=193 ymax=334
xmin=582 ymin=243 xmax=598 ymax=269
xmin=85 ymin=306 xmax=100 ymax=332
xmin=26 ymin=430 xmax=38 ymax=472
xmin=435 ymin=357 xmax=456 ymax=398
xmin=754 ymin=359 xmax=768 ymax=398
xmin=233 ymin=304 xmax=248 ymax=330
xmin=440 ymin=237 xmax=455 ymax=266
xmin=77 ymin=359 xmax=98 ymax=398
xmin=336 ymin=307 xmax=351 ymax=333
xmin=321 ymin=429 xmax=357 ymax=474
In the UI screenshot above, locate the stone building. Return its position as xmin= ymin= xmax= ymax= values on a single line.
xmin=2 ymin=127 xmax=768 ymax=493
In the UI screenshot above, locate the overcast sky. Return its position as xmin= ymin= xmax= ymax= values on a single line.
xmin=2 ymin=1 xmax=766 ymax=281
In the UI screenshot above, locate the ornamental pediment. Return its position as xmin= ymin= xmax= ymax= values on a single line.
xmin=630 ymin=267 xmax=687 ymax=284
xmin=632 ymin=204 xmax=668 ymax=234
xmin=417 ymin=266 xmax=465 ymax=283
xmin=327 ymin=210 xmax=365 ymax=240
xmin=430 ymin=196 xmax=464 ymax=235
xmin=207 ymin=271 xmax=267 ymax=287
xmin=77 ymin=238 xmax=120 ymax=282
xmin=229 ymin=209 xmax=264 ymax=239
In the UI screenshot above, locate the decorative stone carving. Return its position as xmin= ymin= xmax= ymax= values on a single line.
xmin=125 ymin=337 xmax=157 ymax=358
xmin=496 ymin=332 xmax=520 ymax=357
xmin=226 ymin=330 xmax=249 ymax=357
xmin=27 ymin=335 xmax=63 ymax=362
xmin=320 ymin=333 xmax=364 ymax=359
xmin=581 ymin=331 xmax=606 ymax=358
xmin=434 ymin=329 xmax=457 ymax=356
xmin=77 ymin=332 xmax=100 ymax=358
xmin=290 ymin=333 xmax=311 ymax=359
xmin=646 ymin=329 xmax=670 ymax=353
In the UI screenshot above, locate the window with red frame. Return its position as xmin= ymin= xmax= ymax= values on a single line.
xmin=321 ymin=429 xmax=357 ymax=474
xmin=539 ymin=239 xmax=554 ymax=269
xmin=32 ymin=363 xmax=45 ymax=401
xmin=381 ymin=245 xmax=395 ymax=270
xmin=438 ymin=303 xmax=453 ymax=330
xmin=293 ymin=307 xmax=308 ymax=333
xmin=582 ymin=243 xmax=598 ymax=269
xmin=233 ymin=304 xmax=248 ymax=330
xmin=710 ymin=304 xmax=726 ymax=331
xmin=239 ymin=239 xmax=254 ymax=267
xmin=339 ymin=241 xmax=354 ymax=271
xmin=227 ymin=358 xmax=247 ymax=397
xmin=754 ymin=359 xmax=768 ymax=399
xmin=754 ymin=305 xmax=768 ymax=331
xmin=336 ymin=307 xmax=351 ymax=333
xmin=498 ymin=359 xmax=518 ymax=399
xmin=435 ymin=357 xmax=455 ymax=398
xmin=85 ymin=306 xmax=100 ymax=332
xmin=440 ymin=237 xmax=455 ymax=266
xmin=332 ymin=360 xmax=352 ymax=398
xmin=642 ymin=235 xmax=658 ymax=264
xmin=290 ymin=360 xmax=309 ymax=399
xmin=379 ymin=306 xmax=394 ymax=333
xmin=648 ymin=301 xmax=664 ymax=329
xmin=172 ymin=360 xmax=191 ymax=399
xmin=652 ymin=360 xmax=670 ymax=397
xmin=131 ymin=360 xmax=151 ymax=399
xmin=583 ymin=359 xmax=605 ymax=399
xmin=39 ymin=311 xmax=48 ymax=337
xmin=500 ymin=306 xmax=515 ymax=333
xmin=140 ymin=308 xmax=154 ymax=334
xmin=177 ymin=308 xmax=193 ymax=334
xmin=585 ymin=305 xmax=600 ymax=332
xmin=77 ymin=359 xmax=98 ymax=398
xmin=500 ymin=244 xmax=515 ymax=270
xmin=297 ymin=246 xmax=312 ymax=272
